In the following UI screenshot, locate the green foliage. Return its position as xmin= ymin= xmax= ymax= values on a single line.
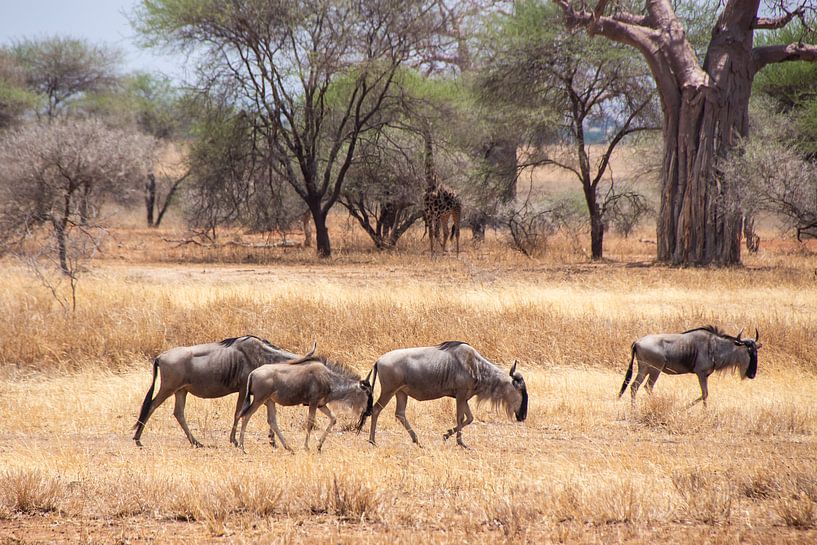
xmin=9 ymin=36 xmax=121 ymax=118
xmin=753 ymin=21 xmax=817 ymax=155
xmin=754 ymin=21 xmax=817 ymax=109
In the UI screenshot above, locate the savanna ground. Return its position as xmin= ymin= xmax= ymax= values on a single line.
xmin=2 ymin=159 xmax=817 ymax=544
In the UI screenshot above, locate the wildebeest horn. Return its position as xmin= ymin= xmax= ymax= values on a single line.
xmin=305 ymin=340 xmax=317 ymax=358
xmin=755 ymin=328 xmax=760 ymax=342
xmin=736 ymin=328 xmax=744 ymax=341
xmin=363 ymin=368 xmax=373 ymax=384
xmin=509 ymin=360 xmax=517 ymax=376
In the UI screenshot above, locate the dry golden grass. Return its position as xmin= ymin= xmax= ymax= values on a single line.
xmin=1 ymin=224 xmax=817 ymax=543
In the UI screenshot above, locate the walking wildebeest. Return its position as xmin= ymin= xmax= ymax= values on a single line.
xmin=618 ymin=326 xmax=762 ymax=407
xmin=359 ymin=341 xmax=528 ymax=448
xmin=133 ymin=336 xmax=315 ymax=447
xmin=237 ymin=355 xmax=373 ymax=452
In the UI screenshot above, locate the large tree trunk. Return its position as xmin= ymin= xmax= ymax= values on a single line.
xmin=590 ymin=210 xmax=604 ymax=261
xmin=657 ymin=25 xmax=753 ymax=266
xmin=485 ymin=136 xmax=518 ymax=202
xmin=145 ymin=173 xmax=156 ymax=227
xmin=52 ymin=216 xmax=69 ymax=275
xmin=308 ymin=198 xmax=331 ymax=257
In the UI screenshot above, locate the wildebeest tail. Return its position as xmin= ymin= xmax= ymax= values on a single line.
xmin=618 ymin=343 xmax=636 ymax=398
xmin=133 ymin=358 xmax=159 ymax=430
xmin=238 ymin=374 xmax=254 ymax=419
xmin=356 ymin=363 xmax=378 ymax=434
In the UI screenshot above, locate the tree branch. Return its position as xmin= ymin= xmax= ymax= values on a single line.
xmin=753 ymin=42 xmax=817 ymax=71
xmin=753 ymin=6 xmax=804 ymax=29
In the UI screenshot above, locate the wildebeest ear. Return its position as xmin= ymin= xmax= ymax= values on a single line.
xmin=509 ymin=360 xmax=517 ymax=376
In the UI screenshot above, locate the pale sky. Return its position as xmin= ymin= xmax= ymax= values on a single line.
xmin=0 ymin=0 xmax=188 ymax=78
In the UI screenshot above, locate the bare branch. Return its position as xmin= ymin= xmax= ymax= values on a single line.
xmin=754 ymin=42 xmax=817 ymax=71
xmin=753 ymin=6 xmax=805 ymax=29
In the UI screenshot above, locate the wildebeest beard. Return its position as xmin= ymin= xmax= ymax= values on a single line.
xmin=516 ymin=385 xmax=528 ymax=421
xmin=746 ymin=346 xmax=758 ymax=379
xmin=357 ymin=386 xmax=374 ymax=432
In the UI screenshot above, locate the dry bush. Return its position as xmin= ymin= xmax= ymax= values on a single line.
xmin=228 ymin=476 xmax=282 ymax=516
xmin=0 ymin=469 xmax=65 ymax=515
xmin=776 ymin=495 xmax=817 ymax=529
xmin=304 ymin=475 xmax=382 ymax=522
xmin=548 ymin=477 xmax=668 ymax=525
xmin=737 ymin=467 xmax=783 ymax=500
xmin=747 ymin=403 xmax=816 ymax=435
xmin=671 ymin=469 xmax=734 ymax=525
xmin=480 ymin=487 xmax=544 ymax=538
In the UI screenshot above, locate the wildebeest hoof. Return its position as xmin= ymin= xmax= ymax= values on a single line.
xmin=368 ymin=440 xmax=378 ymax=447
xmin=134 ymin=439 xmax=143 ymax=448
xmin=456 ymin=440 xmax=469 ymax=449
xmin=192 ymin=440 xmax=204 ymax=448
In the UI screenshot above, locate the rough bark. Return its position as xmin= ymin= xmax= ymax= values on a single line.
xmin=557 ymin=0 xmax=817 ymax=266
xmin=145 ymin=173 xmax=156 ymax=226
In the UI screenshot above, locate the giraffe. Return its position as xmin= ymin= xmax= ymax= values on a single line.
xmin=421 ymin=126 xmax=461 ymax=255
xmin=423 ymin=182 xmax=461 ymax=255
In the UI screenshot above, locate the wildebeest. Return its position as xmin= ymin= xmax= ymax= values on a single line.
xmin=359 ymin=341 xmax=528 ymax=448
xmin=618 ymin=326 xmax=762 ymax=407
xmin=237 ymin=355 xmax=373 ymax=452
xmin=133 ymin=335 xmax=315 ymax=447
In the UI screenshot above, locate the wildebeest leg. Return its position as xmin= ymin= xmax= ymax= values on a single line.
xmin=132 ymin=386 xmax=176 ymax=446
xmin=689 ymin=373 xmax=710 ymax=408
xmin=443 ymin=403 xmax=473 ymax=440
xmin=368 ymin=390 xmax=395 ymax=446
xmin=265 ymin=401 xmax=277 ymax=448
xmin=629 ymin=364 xmax=650 ymax=406
xmin=173 ymin=391 xmax=203 ymax=448
xmin=237 ymin=396 xmax=267 ymax=451
xmin=267 ymin=404 xmax=292 ymax=452
xmin=645 ymin=369 xmax=661 ymax=394
xmin=304 ymin=403 xmax=318 ymax=451
xmin=453 ymin=398 xmax=471 ymax=449
xmin=316 ymin=405 xmax=336 ymax=452
xmin=394 ymin=391 xmax=420 ymax=446
xmin=229 ymin=390 xmax=246 ymax=447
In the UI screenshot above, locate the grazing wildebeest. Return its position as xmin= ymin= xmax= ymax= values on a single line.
xmin=359 ymin=341 xmax=528 ymax=448
xmin=237 ymin=355 xmax=373 ymax=452
xmin=618 ymin=326 xmax=762 ymax=407
xmin=133 ymin=336 xmax=315 ymax=447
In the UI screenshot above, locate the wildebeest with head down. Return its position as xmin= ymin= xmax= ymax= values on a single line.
xmin=133 ymin=335 xmax=315 ymax=447
xmin=618 ymin=326 xmax=762 ymax=407
xmin=359 ymin=341 xmax=528 ymax=448
xmin=237 ymin=355 xmax=373 ymax=452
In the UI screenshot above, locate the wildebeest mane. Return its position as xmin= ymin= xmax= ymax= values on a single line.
xmin=219 ymin=335 xmax=281 ymax=349
xmin=288 ymin=356 xmax=362 ymax=380
xmin=682 ymin=325 xmax=736 ymax=340
xmin=437 ymin=340 xmax=468 ymax=351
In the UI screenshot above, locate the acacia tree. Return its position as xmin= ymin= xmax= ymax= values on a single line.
xmin=483 ymin=1 xmax=657 ymax=259
xmin=556 ymin=0 xmax=817 ymax=265
xmin=135 ymin=0 xmax=440 ymax=257
xmin=9 ymin=36 xmax=120 ymax=119
xmin=0 ymin=119 xmax=155 ymax=275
